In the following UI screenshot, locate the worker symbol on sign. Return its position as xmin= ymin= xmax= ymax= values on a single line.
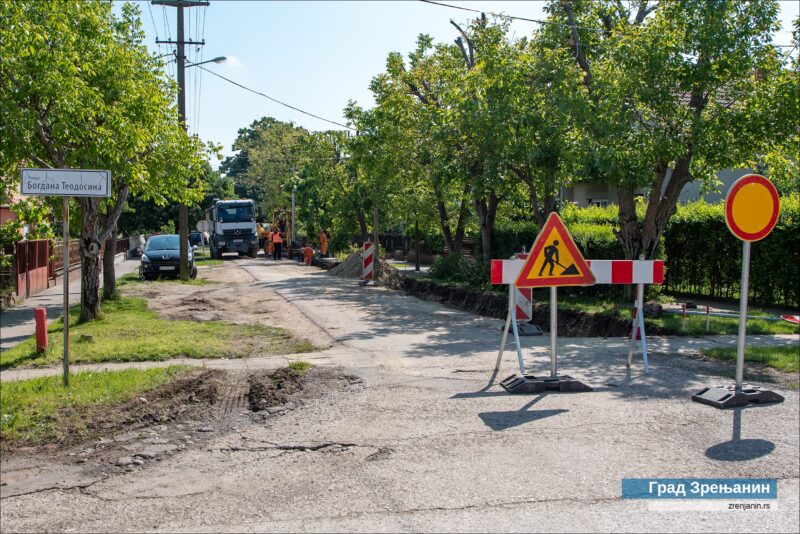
xmin=537 ymin=239 xmax=580 ymax=277
xmin=539 ymin=240 xmax=560 ymax=276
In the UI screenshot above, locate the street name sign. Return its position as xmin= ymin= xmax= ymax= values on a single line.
xmin=21 ymin=168 xmax=111 ymax=198
xmin=515 ymin=212 xmax=596 ymax=288
xmin=19 ymin=167 xmax=111 ymax=388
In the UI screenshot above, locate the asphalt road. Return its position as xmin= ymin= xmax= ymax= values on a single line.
xmin=1 ymin=259 xmax=798 ymax=532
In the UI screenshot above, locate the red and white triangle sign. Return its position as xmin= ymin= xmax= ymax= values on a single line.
xmin=515 ymin=212 xmax=596 ymax=288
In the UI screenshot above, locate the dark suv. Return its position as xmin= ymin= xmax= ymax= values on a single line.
xmin=139 ymin=234 xmax=197 ymax=280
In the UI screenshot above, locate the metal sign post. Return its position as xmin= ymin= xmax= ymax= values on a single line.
xmin=21 ymin=168 xmax=111 ymax=387
xmin=62 ymin=197 xmax=69 ymax=386
xmin=734 ymin=241 xmax=750 ymax=393
xmin=550 ymin=286 xmax=557 ymax=377
xmin=692 ymin=174 xmax=783 ymax=409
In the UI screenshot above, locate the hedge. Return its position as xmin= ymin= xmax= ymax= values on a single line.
xmin=663 ymin=194 xmax=799 ymax=308
xmin=489 ymin=195 xmax=799 ymax=307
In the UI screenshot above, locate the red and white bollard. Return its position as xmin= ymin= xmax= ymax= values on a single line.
xmin=361 ymin=242 xmax=375 ymax=286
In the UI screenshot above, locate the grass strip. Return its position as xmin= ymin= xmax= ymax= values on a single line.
xmin=700 ymin=345 xmax=799 ymax=373
xmin=0 ymin=366 xmax=192 ymax=444
xmin=0 ymin=295 xmax=315 ymax=370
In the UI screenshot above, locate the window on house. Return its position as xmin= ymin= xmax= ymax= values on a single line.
xmin=589 ymin=199 xmax=609 ymax=208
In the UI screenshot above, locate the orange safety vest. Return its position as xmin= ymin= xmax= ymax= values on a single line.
xmin=319 ymin=232 xmax=328 ymax=253
xmin=273 ymin=232 xmax=283 ymax=244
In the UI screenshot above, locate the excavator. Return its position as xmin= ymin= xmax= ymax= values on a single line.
xmin=256 ymin=208 xmax=293 ymax=256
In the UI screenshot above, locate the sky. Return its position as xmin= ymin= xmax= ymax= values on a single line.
xmin=120 ymin=1 xmax=799 ymax=168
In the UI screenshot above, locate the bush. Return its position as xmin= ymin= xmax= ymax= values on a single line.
xmin=429 ymin=254 xmax=491 ymax=290
xmin=663 ymin=194 xmax=799 ymax=307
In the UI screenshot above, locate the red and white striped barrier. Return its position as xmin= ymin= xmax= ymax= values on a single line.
xmin=362 ymin=242 xmax=374 ymax=282
xmin=491 ymin=257 xmax=664 ymax=375
xmin=515 ymin=287 xmax=533 ymax=321
xmin=491 ymin=259 xmax=664 ymax=286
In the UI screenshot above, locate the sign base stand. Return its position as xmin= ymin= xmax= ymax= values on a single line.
xmin=359 ymin=280 xmax=376 ymax=286
xmin=517 ymin=322 xmax=544 ymax=336
xmin=500 ymin=374 xmax=593 ymax=394
xmin=692 ymin=384 xmax=784 ymax=409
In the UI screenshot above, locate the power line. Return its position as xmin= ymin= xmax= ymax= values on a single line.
xmin=418 ymin=0 xmax=605 ymax=32
xmin=196 ymin=65 xmax=355 ymax=131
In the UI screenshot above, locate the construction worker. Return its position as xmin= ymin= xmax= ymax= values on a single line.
xmin=319 ymin=229 xmax=329 ymax=257
xmin=267 ymin=230 xmax=274 ymax=258
xmin=303 ymin=245 xmax=314 ymax=266
xmin=272 ymin=230 xmax=283 ymax=260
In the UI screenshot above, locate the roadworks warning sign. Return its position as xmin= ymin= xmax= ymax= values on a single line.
xmin=515 ymin=212 xmax=596 ymax=288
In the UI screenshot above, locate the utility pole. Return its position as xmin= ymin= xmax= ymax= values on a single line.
xmin=153 ymin=0 xmax=208 ymax=280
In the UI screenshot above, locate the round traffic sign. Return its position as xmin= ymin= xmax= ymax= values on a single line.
xmin=196 ymin=220 xmax=209 ymax=233
xmin=725 ymin=174 xmax=780 ymax=242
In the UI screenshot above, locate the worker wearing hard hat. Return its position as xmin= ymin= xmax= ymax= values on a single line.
xmin=272 ymin=230 xmax=284 ymax=260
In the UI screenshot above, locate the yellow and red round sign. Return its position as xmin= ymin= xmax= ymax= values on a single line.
xmin=725 ymin=174 xmax=780 ymax=242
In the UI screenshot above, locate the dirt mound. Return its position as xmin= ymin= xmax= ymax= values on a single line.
xmin=247 ymin=367 xmax=305 ymax=411
xmin=43 ymin=370 xmax=225 ymax=448
xmin=327 ymin=252 xmax=362 ymax=277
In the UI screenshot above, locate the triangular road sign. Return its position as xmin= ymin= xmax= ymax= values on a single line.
xmin=515 ymin=212 xmax=596 ymax=288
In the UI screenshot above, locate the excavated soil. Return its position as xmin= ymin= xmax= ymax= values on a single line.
xmin=398 ymin=276 xmax=661 ymax=337
xmin=122 ymin=263 xmax=336 ymax=348
xmin=1 ymin=367 xmax=360 ymax=486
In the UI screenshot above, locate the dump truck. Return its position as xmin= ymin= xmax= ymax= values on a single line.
xmin=206 ymin=198 xmax=259 ymax=259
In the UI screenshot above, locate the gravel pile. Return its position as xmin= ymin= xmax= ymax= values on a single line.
xmin=326 ymin=252 xmax=363 ymax=277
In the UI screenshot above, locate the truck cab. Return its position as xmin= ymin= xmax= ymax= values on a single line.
xmin=206 ymin=199 xmax=259 ymax=259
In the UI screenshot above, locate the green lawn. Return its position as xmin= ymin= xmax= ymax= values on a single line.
xmin=193 ymin=249 xmax=224 ymax=266
xmin=541 ymin=297 xmax=798 ymax=336
xmin=0 ymin=366 xmax=193 ymax=444
xmin=700 ymin=345 xmax=800 ymax=373
xmin=0 ymin=296 xmax=315 ymax=370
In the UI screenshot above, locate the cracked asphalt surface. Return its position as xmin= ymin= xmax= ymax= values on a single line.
xmin=1 ymin=259 xmax=798 ymax=532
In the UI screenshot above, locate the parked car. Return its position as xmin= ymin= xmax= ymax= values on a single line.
xmin=189 ymin=230 xmax=203 ymax=246
xmin=139 ymin=234 xmax=197 ymax=280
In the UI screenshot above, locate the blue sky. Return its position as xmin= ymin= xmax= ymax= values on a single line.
xmin=121 ymin=1 xmax=799 ymax=167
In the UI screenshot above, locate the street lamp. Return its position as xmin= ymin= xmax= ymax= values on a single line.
xmin=185 ymin=56 xmax=227 ymax=68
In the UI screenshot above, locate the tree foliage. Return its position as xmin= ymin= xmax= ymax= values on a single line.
xmin=0 ymin=0 xmax=209 ymax=319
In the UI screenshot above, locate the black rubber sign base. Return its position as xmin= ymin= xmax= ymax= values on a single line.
xmin=692 ymin=384 xmax=785 ymax=409
xmin=500 ymin=374 xmax=593 ymax=394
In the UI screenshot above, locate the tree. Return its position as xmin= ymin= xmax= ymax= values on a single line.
xmin=220 ymin=117 xmax=308 ymax=215
xmin=0 ymin=1 xmax=207 ymax=319
xmin=547 ymin=0 xmax=799 ymax=259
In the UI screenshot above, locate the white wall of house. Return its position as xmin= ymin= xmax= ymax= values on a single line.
xmin=564 ymin=168 xmax=752 ymax=207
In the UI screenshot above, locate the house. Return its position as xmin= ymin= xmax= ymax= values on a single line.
xmin=563 ymin=168 xmax=751 ymax=207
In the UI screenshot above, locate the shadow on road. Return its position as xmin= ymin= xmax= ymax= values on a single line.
xmin=705 ymin=408 xmax=776 ymax=461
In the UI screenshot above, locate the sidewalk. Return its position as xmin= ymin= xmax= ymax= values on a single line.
xmin=0 ymin=258 xmax=140 ymax=352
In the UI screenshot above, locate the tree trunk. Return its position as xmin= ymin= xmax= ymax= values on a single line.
xmin=78 ymin=197 xmax=102 ymax=322
xmin=615 ymin=159 xmax=694 ymax=260
xmin=451 ymin=185 xmax=470 ymax=254
xmin=614 ymin=181 xmax=641 ymax=260
xmin=475 ymin=191 xmax=499 ymax=262
xmin=102 ymin=229 xmax=118 ymax=300
xmin=357 ymin=211 xmax=368 ymax=245
xmin=414 ymin=215 xmax=421 ymax=272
